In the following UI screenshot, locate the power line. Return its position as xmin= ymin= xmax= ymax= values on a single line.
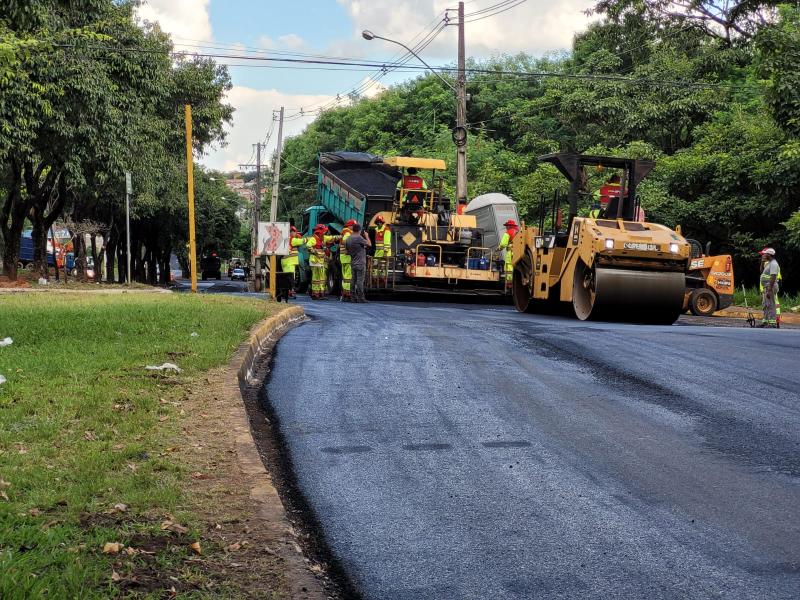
xmin=52 ymin=43 xmax=758 ymax=90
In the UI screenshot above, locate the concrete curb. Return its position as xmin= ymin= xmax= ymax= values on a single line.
xmin=221 ymin=305 xmax=325 ymax=598
xmin=236 ymin=305 xmax=306 ymax=386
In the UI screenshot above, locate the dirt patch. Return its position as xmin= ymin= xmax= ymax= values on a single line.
xmin=167 ymin=356 xmax=332 ymax=598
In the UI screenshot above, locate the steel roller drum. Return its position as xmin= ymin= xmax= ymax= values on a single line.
xmin=575 ymin=267 xmax=686 ymax=324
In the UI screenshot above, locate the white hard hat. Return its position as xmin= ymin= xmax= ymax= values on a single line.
xmin=759 ymin=247 xmax=776 ymax=256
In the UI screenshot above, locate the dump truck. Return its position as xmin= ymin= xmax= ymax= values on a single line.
xmin=298 ymin=151 xmax=515 ymax=295
xmin=682 ymin=238 xmax=735 ymax=316
xmin=511 ymin=153 xmax=691 ymax=323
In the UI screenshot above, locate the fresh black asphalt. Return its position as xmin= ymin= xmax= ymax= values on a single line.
xmin=263 ymin=298 xmax=800 ymax=599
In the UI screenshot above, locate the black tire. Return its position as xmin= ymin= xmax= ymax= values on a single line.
xmin=689 ymin=288 xmax=718 ymax=317
xmin=512 ymin=257 xmax=537 ymax=314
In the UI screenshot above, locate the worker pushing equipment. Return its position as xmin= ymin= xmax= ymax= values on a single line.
xmin=758 ymin=247 xmax=781 ymax=328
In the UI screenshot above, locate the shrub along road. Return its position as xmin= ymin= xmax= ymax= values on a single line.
xmin=266 ymin=298 xmax=800 ymax=599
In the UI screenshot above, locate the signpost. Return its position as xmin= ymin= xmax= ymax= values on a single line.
xmin=185 ymin=105 xmax=198 ymax=293
xmin=125 ymin=171 xmax=132 ymax=285
xmin=256 ymin=221 xmax=290 ymax=301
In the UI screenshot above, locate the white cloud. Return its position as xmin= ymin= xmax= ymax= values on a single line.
xmin=360 ymin=76 xmax=387 ymax=98
xmin=200 ymin=86 xmax=335 ymax=172
xmin=136 ymin=0 xmax=213 ymax=42
xmin=336 ymin=0 xmax=595 ymax=57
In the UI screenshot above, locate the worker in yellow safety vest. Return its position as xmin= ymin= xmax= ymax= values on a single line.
xmin=281 ymin=226 xmax=305 ymax=298
xmin=758 ymin=247 xmax=782 ymax=327
xmin=306 ymin=224 xmax=339 ymax=299
xmin=498 ymin=219 xmax=519 ymax=289
xmin=372 ymin=215 xmax=392 ymax=287
xmin=339 ymin=219 xmax=357 ymax=302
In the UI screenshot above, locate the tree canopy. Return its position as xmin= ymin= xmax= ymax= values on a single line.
xmin=278 ymin=2 xmax=800 ymax=288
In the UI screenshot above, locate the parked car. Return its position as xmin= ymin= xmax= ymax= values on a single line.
xmin=231 ymin=268 xmax=246 ymax=281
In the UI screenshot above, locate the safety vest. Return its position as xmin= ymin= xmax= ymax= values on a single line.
xmin=499 ymin=228 xmax=518 ymax=266
xmin=402 ymin=175 xmax=426 ymax=190
xmin=375 ymin=225 xmax=390 ymax=247
xmin=307 ymin=234 xmax=329 ymax=267
xmin=599 ymin=183 xmax=621 ymax=205
xmin=340 ymin=228 xmax=352 ymax=261
xmin=759 ymin=261 xmax=782 ymax=292
xmin=288 ymin=233 xmax=303 ymax=256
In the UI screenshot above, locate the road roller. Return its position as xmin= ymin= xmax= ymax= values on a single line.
xmin=511 ymin=153 xmax=691 ymax=323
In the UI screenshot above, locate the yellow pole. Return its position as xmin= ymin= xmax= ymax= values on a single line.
xmin=185 ymin=105 xmax=197 ymax=293
xmin=269 ymin=254 xmax=277 ymax=302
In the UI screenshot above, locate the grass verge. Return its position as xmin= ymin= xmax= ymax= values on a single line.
xmin=733 ymin=286 xmax=800 ymax=310
xmin=0 ymin=292 xmax=279 ymax=598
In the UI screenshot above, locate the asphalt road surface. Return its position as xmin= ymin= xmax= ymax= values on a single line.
xmin=264 ymin=299 xmax=800 ymax=599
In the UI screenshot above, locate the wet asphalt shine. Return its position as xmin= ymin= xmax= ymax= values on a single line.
xmin=263 ymin=296 xmax=800 ymax=599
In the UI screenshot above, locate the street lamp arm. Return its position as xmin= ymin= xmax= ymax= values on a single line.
xmin=362 ymin=30 xmax=458 ymax=95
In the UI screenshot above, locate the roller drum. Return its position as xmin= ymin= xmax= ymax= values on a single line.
xmin=574 ymin=266 xmax=685 ymax=324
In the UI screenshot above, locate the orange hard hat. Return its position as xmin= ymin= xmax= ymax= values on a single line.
xmin=504 ymin=219 xmax=518 ymax=227
xmin=290 ymin=225 xmax=298 ymax=233
xmin=345 ymin=219 xmax=357 ymax=227
xmin=375 ymin=215 xmax=385 ymax=224
xmin=759 ymin=247 xmax=776 ymax=256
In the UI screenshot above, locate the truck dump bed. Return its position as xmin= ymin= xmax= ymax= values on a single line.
xmin=317 ymin=152 xmax=400 ymax=225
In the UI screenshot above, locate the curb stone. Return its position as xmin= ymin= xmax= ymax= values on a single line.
xmin=222 ymin=305 xmax=326 ymax=598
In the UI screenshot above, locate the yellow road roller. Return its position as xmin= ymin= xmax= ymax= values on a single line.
xmin=511 ymin=153 xmax=691 ymax=323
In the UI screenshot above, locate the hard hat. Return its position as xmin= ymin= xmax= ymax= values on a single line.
xmin=759 ymin=247 xmax=776 ymax=256
xmin=290 ymin=225 xmax=298 ymax=233
xmin=504 ymin=219 xmax=518 ymax=227
xmin=345 ymin=219 xmax=357 ymax=227
xmin=375 ymin=215 xmax=385 ymax=224
xmin=313 ymin=224 xmax=325 ymax=232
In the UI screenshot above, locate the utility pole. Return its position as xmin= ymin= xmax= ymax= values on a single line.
xmin=269 ymin=107 xmax=285 ymax=222
xmin=268 ymin=107 xmax=285 ymax=300
xmin=455 ymin=0 xmax=468 ymax=208
xmin=253 ymin=141 xmax=262 ymax=291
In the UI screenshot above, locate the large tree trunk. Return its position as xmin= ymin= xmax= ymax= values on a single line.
xmin=90 ymin=234 xmax=99 ymax=281
xmin=30 ymin=210 xmax=49 ymax=278
xmin=1 ymin=160 xmax=29 ymax=281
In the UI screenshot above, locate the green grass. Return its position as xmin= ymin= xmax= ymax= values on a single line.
xmin=0 ymin=292 xmax=273 ymax=598
xmin=733 ymin=286 xmax=800 ymax=309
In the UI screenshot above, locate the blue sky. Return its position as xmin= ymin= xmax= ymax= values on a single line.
xmin=136 ymin=0 xmax=595 ymax=171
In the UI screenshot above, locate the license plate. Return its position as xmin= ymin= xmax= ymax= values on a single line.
xmin=624 ymin=242 xmax=659 ymax=251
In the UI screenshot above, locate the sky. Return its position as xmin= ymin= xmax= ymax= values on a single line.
xmin=135 ymin=0 xmax=596 ymax=172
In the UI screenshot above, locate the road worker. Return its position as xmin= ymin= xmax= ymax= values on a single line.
xmin=306 ymin=224 xmax=339 ymax=299
xmin=281 ymin=226 xmax=305 ymax=297
xmin=397 ymin=167 xmax=429 ymax=211
xmin=498 ymin=219 xmax=519 ymax=289
xmin=758 ymin=247 xmax=782 ymax=328
xmin=339 ymin=219 xmax=357 ymax=302
xmin=590 ymin=174 xmax=622 ymax=218
xmin=372 ymin=215 xmax=392 ymax=288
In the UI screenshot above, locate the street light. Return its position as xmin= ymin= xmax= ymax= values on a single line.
xmin=361 ymin=29 xmax=457 ymax=95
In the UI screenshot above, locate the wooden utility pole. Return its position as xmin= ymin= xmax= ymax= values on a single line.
xmin=184 ymin=105 xmax=197 ymax=293
xmin=455 ymin=1 xmax=468 ymax=207
xmin=253 ymin=141 xmax=263 ymax=291
xmin=268 ymin=107 xmax=285 ymax=301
